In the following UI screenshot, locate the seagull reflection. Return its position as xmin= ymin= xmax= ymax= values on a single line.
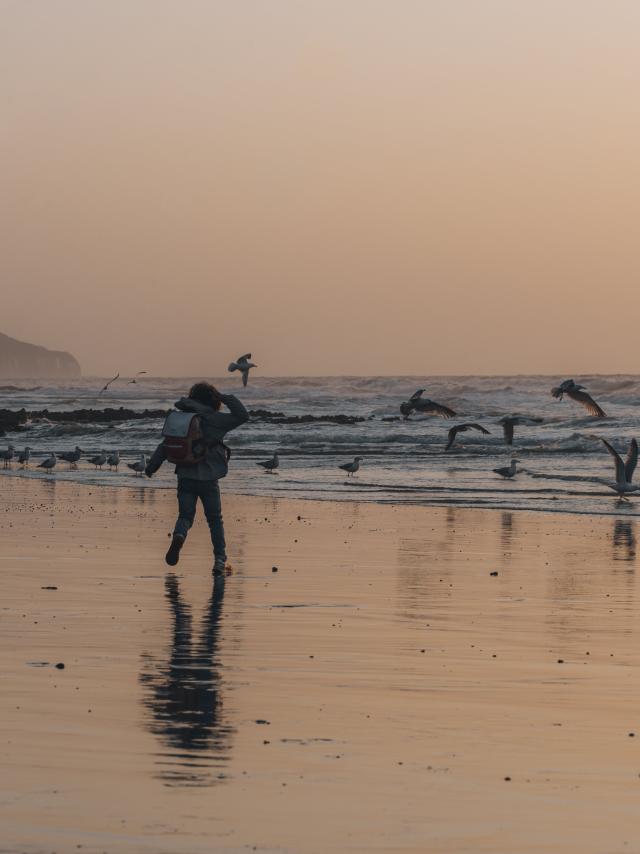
xmin=613 ymin=519 xmax=636 ymax=563
xmin=139 ymin=574 xmax=233 ymax=786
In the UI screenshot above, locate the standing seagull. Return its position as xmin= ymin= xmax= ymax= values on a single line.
xmin=600 ymin=438 xmax=639 ymax=498
xmin=59 ymin=447 xmax=83 ymax=468
xmin=551 ymin=379 xmax=606 ymax=417
xmin=37 ymin=453 xmax=57 ymax=473
xmin=18 ymin=446 xmax=32 ymax=467
xmin=228 ymin=353 xmax=257 ymax=387
xmin=400 ymin=389 xmax=456 ymax=420
xmin=493 ymin=458 xmax=519 ymax=479
xmin=339 ymin=456 xmax=363 ymax=477
xmin=99 ymin=373 xmax=120 ymax=394
xmin=0 ymin=445 xmax=15 ymax=468
xmin=88 ymin=450 xmax=107 ymax=470
xmin=128 ymin=371 xmax=147 ymax=384
xmin=499 ymin=416 xmax=543 ymax=446
xmin=257 ymin=452 xmax=279 ymax=473
xmin=127 ymin=453 xmax=147 ymax=476
xmin=107 ymin=450 xmax=120 ymax=471
xmin=445 ymin=423 xmax=490 ymax=451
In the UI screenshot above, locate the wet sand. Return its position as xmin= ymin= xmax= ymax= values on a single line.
xmin=2 ymin=477 xmax=640 ymax=853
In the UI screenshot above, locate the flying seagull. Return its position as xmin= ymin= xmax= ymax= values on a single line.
xmin=37 ymin=453 xmax=57 ymax=472
xmin=400 ymin=389 xmax=456 ymax=420
xmin=59 ymin=447 xmax=82 ymax=468
xmin=257 ymin=452 xmax=279 ymax=473
xmin=499 ymin=416 xmax=543 ymax=446
xmin=551 ymin=379 xmax=606 ymax=417
xmin=127 ymin=453 xmax=147 ymax=476
xmin=99 ymin=373 xmax=120 ymax=394
xmin=128 ymin=371 xmax=147 ymax=384
xmin=18 ymin=446 xmax=32 ymax=467
xmin=228 ymin=353 xmax=257 ymax=387
xmin=339 ymin=456 xmax=363 ymax=477
xmin=0 ymin=445 xmax=15 ymax=468
xmin=493 ymin=458 xmax=519 ymax=479
xmin=445 ymin=423 xmax=490 ymax=451
xmin=600 ymin=438 xmax=639 ymax=498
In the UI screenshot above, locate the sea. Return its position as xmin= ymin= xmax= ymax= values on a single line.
xmin=1 ymin=375 xmax=640 ymax=516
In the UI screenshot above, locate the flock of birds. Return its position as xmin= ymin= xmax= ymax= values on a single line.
xmin=1 ymin=372 xmax=637 ymax=498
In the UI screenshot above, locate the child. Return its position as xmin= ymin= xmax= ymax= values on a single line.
xmin=146 ymin=382 xmax=248 ymax=575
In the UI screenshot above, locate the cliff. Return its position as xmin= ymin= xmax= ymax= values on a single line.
xmin=0 ymin=332 xmax=81 ymax=379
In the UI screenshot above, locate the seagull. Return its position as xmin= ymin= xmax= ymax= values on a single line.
xmin=127 ymin=453 xmax=147 ymax=476
xmin=128 ymin=371 xmax=147 ymax=384
xmin=228 ymin=353 xmax=257 ymax=387
xmin=499 ymin=416 xmax=543 ymax=446
xmin=88 ymin=451 xmax=107 ymax=470
xmin=257 ymin=452 xmax=279 ymax=473
xmin=59 ymin=447 xmax=83 ymax=468
xmin=339 ymin=456 xmax=363 ymax=477
xmin=107 ymin=450 xmax=120 ymax=471
xmin=18 ymin=446 xmax=32 ymax=467
xmin=551 ymin=379 xmax=606 ymax=417
xmin=99 ymin=373 xmax=120 ymax=394
xmin=600 ymin=438 xmax=639 ymax=498
xmin=37 ymin=453 xmax=57 ymax=473
xmin=445 ymin=423 xmax=491 ymax=451
xmin=400 ymin=389 xmax=456 ymax=420
xmin=493 ymin=458 xmax=519 ymax=479
xmin=0 ymin=445 xmax=15 ymax=468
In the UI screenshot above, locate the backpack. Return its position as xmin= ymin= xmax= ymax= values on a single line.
xmin=161 ymin=411 xmax=233 ymax=467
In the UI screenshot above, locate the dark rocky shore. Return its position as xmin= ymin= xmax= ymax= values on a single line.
xmin=0 ymin=408 xmax=366 ymax=436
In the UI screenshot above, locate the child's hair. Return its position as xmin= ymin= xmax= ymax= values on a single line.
xmin=189 ymin=382 xmax=222 ymax=410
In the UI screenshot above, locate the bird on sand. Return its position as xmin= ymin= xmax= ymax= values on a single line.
xmin=37 ymin=453 xmax=57 ymax=472
xmin=127 ymin=454 xmax=147 ymax=476
xmin=257 ymin=452 xmax=279 ymax=473
xmin=499 ymin=416 xmax=543 ymax=446
xmin=599 ymin=438 xmax=639 ymax=498
xmin=551 ymin=379 xmax=606 ymax=417
xmin=88 ymin=451 xmax=107 ymax=470
xmin=59 ymin=447 xmax=83 ymax=467
xmin=99 ymin=373 xmax=120 ymax=394
xmin=0 ymin=445 xmax=15 ymax=468
xmin=493 ymin=458 xmax=519 ymax=479
xmin=339 ymin=456 xmax=363 ymax=477
xmin=400 ymin=389 xmax=456 ymax=420
xmin=18 ymin=446 xmax=32 ymax=467
xmin=107 ymin=450 xmax=120 ymax=471
xmin=128 ymin=371 xmax=147 ymax=384
xmin=445 ymin=423 xmax=490 ymax=451
xmin=228 ymin=354 xmax=257 ymax=387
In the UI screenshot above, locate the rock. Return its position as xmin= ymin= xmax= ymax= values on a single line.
xmin=489 ymin=571 xmax=499 ymax=576
xmin=272 ymin=566 xmax=278 ymax=572
xmin=55 ymin=662 xmax=65 ymax=669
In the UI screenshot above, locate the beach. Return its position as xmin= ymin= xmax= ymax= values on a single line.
xmin=2 ymin=477 xmax=640 ymax=853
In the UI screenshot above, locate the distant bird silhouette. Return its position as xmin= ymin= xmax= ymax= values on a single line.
xmin=127 ymin=454 xmax=147 ymax=476
xmin=499 ymin=416 xmax=543 ymax=446
xmin=493 ymin=458 xmax=519 ymax=479
xmin=128 ymin=371 xmax=147 ymax=384
xmin=88 ymin=451 xmax=107 ymax=470
xmin=37 ymin=453 xmax=57 ymax=472
xmin=59 ymin=447 xmax=82 ymax=468
xmin=99 ymin=373 xmax=120 ymax=393
xmin=445 ymin=423 xmax=490 ymax=451
xmin=551 ymin=379 xmax=606 ymax=417
xmin=600 ymin=438 xmax=639 ymax=498
xmin=339 ymin=456 xmax=363 ymax=477
xmin=400 ymin=389 xmax=456 ymax=420
xmin=18 ymin=446 xmax=32 ymax=467
xmin=0 ymin=445 xmax=15 ymax=468
xmin=107 ymin=450 xmax=120 ymax=471
xmin=228 ymin=354 xmax=257 ymax=387
xmin=257 ymin=452 xmax=279 ymax=473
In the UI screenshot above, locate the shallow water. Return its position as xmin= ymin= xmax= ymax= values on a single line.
xmin=2 ymin=374 xmax=640 ymax=515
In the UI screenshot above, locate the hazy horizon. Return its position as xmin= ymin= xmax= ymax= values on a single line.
xmin=3 ymin=1 xmax=640 ymax=376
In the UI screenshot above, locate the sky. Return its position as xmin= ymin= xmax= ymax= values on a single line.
xmin=2 ymin=0 xmax=640 ymax=376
